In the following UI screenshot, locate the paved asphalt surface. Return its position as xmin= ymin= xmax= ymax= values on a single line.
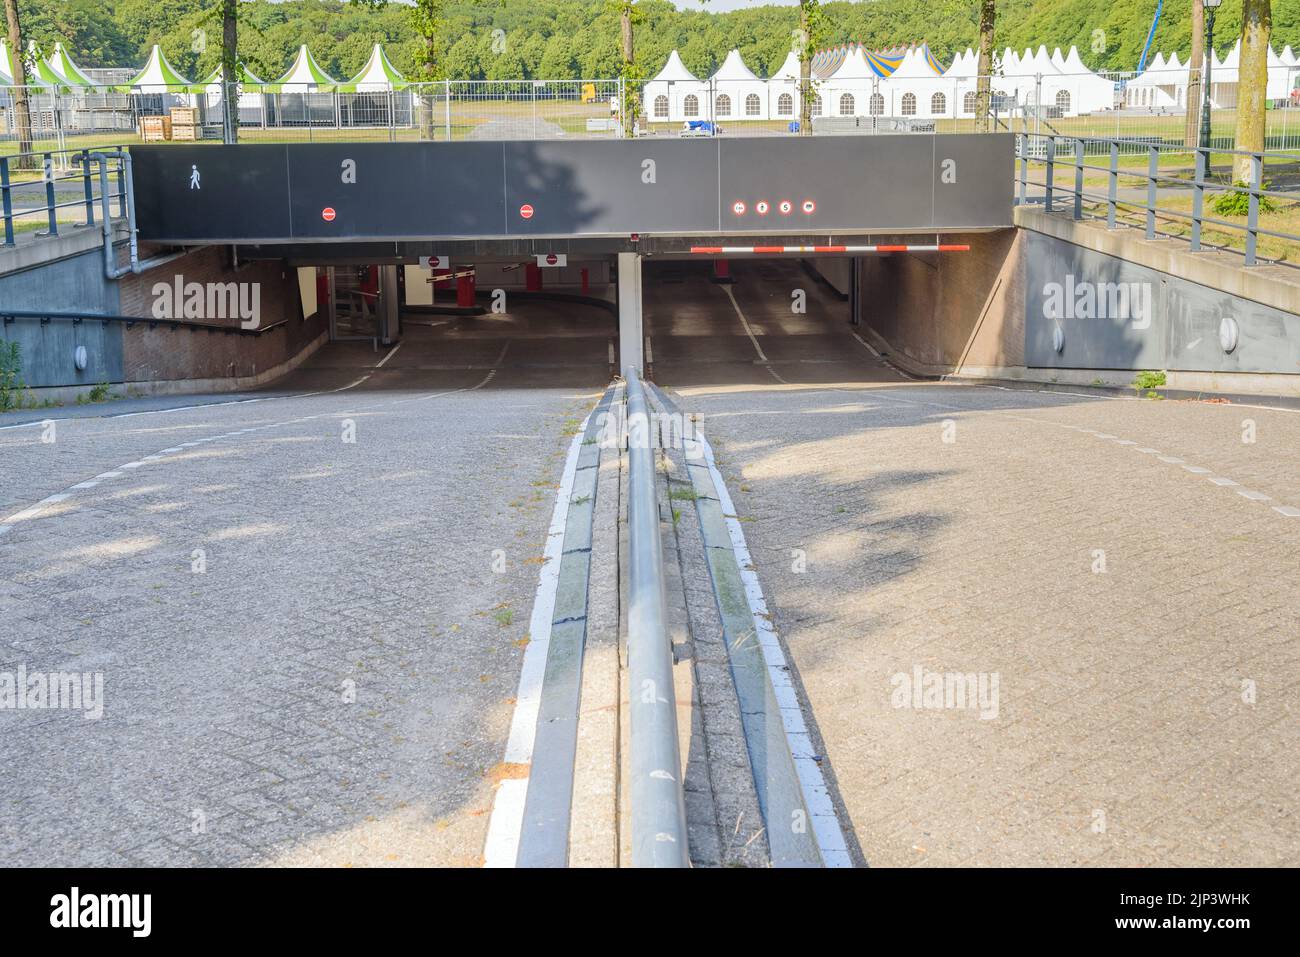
xmin=3 ymin=260 xmax=1297 ymax=867
xmin=0 ymin=300 xmax=611 ymax=866
xmin=649 ymin=259 xmax=1300 ymax=867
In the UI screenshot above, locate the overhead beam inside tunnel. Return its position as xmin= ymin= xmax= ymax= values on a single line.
xmin=131 ymin=135 xmax=1014 ymax=245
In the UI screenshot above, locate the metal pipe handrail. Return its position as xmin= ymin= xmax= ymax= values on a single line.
xmin=623 ymin=366 xmax=690 ymax=868
xmin=1017 ymin=133 xmax=1299 ymax=266
xmin=0 ymin=309 xmax=289 ymax=337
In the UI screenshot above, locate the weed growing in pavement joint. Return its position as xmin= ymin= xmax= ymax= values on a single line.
xmin=1132 ymin=370 xmax=1166 ymax=391
xmin=667 ymin=486 xmax=697 ymax=502
xmin=493 ymin=607 xmax=514 ymax=627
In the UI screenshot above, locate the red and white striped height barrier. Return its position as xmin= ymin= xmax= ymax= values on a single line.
xmin=688 ymin=244 xmax=971 ymax=255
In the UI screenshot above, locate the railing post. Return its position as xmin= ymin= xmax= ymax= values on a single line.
xmin=1073 ymin=137 xmax=1084 ymax=220
xmin=81 ymin=150 xmax=95 ymax=228
xmin=1044 ymin=136 xmax=1055 ymax=213
xmin=1017 ymin=133 xmax=1027 ymax=206
xmin=444 ymin=79 xmax=452 ymax=142
xmin=1245 ymin=152 xmax=1262 ymax=266
xmin=1 ymin=156 xmax=13 ymax=247
xmin=1107 ymin=141 xmax=1119 ymax=229
xmin=1145 ymin=145 xmax=1158 ymax=240
xmin=43 ymin=153 xmax=58 ymax=237
xmin=1190 ymin=147 xmax=1206 ymax=251
xmin=115 ymin=150 xmax=127 ymax=219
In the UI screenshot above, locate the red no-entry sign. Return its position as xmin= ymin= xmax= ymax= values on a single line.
xmin=519 ymin=204 xmax=534 ymax=219
xmin=321 ymin=207 xmax=337 ymax=222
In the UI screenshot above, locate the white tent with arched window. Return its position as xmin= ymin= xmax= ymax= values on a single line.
xmin=710 ymin=49 xmax=767 ymax=121
xmin=644 ymin=49 xmax=706 ymax=124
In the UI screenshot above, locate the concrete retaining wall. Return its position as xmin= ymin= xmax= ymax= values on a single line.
xmin=856 ymin=212 xmax=1300 ymax=396
xmin=2 ymin=233 xmax=321 ymax=392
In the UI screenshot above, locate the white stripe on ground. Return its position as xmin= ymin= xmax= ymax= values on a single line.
xmin=483 ymin=409 xmax=592 ymax=869
xmin=373 ymin=342 xmax=402 ymax=369
xmin=721 ymin=284 xmax=769 ymax=363
xmin=0 ymin=370 xmax=501 ymax=538
xmin=692 ymin=427 xmax=853 ymax=868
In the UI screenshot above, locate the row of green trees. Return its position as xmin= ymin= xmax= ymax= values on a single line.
xmin=9 ymin=0 xmax=1300 ymax=83
xmin=4 ymin=0 xmax=1281 ymax=159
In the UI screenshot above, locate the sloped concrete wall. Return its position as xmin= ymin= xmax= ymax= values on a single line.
xmin=2 ymin=235 xmax=320 ymax=391
xmin=856 ymin=213 xmax=1300 ymax=394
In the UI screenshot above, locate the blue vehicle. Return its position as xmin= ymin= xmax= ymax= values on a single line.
xmin=680 ymin=120 xmax=720 ymax=137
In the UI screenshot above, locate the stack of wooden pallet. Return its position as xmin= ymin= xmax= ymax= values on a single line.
xmin=170 ymin=107 xmax=200 ymax=142
xmin=139 ymin=115 xmax=172 ymax=142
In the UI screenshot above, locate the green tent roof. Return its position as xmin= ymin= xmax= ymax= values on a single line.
xmin=48 ymin=42 xmax=98 ymax=87
xmin=190 ymin=61 xmax=265 ymax=94
xmin=266 ymin=45 xmax=337 ymax=93
xmin=335 ymin=44 xmax=408 ymax=93
xmin=119 ymin=44 xmax=192 ymax=93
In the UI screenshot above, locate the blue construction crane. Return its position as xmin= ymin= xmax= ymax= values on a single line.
xmin=1137 ymin=0 xmax=1164 ymax=72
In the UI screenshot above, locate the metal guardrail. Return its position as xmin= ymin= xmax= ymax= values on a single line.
xmin=1 ymin=147 xmax=127 ymax=246
xmin=623 ymin=366 xmax=690 ymax=867
xmin=0 ymin=309 xmax=289 ymax=337
xmin=1016 ymin=133 xmax=1300 ymax=267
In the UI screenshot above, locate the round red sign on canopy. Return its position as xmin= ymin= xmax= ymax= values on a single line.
xmin=321 ymin=207 xmax=337 ymax=222
xmin=520 ymin=204 xmax=535 ymax=219
xmin=545 ymin=253 xmax=558 ymax=265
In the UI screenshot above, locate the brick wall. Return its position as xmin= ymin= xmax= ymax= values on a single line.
xmin=117 ymin=246 xmax=326 ymax=384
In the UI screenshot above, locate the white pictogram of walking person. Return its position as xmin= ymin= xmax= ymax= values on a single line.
xmin=189 ymin=165 xmax=201 ymax=190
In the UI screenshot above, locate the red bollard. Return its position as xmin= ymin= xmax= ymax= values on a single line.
xmin=711 ymin=258 xmax=733 ymax=284
xmin=580 ymin=267 xmax=589 ymax=295
xmin=525 ymin=262 xmax=542 ymax=291
xmin=456 ymin=273 xmax=476 ymax=308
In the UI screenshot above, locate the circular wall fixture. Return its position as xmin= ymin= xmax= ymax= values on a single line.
xmin=802 ymin=199 xmax=816 ymax=214
xmin=1219 ymin=316 xmax=1240 ymax=354
xmin=755 ymin=200 xmax=770 ymax=216
xmin=1052 ymin=325 xmax=1065 ymax=354
xmin=778 ymin=200 xmax=793 ymax=215
xmin=74 ymin=345 xmax=88 ymax=371
xmin=732 ymin=200 xmax=746 ymax=216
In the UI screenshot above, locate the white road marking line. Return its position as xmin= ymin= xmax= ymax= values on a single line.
xmin=1158 ymin=456 xmax=1184 ymax=464
xmin=1136 ymin=447 xmax=1160 ymax=454
xmin=1208 ymin=477 xmax=1239 ymax=487
xmin=1236 ymin=489 xmax=1272 ymax=502
xmin=373 ymin=342 xmax=402 ymax=369
xmin=722 ymin=284 xmax=769 ymax=363
xmin=1182 ymin=465 xmax=1211 ymax=474
xmin=691 ymin=427 xmax=852 ymax=868
xmin=1115 ymin=439 xmax=1137 ymax=445
xmin=39 ymin=494 xmax=71 ymax=505
xmin=1094 ymin=433 xmax=1116 ymax=439
xmin=1273 ymin=505 xmax=1300 ymax=517
xmin=484 ymin=408 xmax=593 ymax=869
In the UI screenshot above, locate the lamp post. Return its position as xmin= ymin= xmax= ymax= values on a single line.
xmin=1199 ymin=0 xmax=1223 ymax=150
